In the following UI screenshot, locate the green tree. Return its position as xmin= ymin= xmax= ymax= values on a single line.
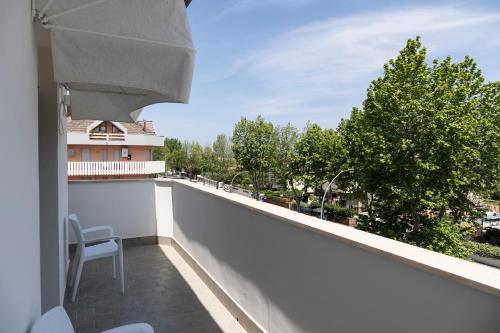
xmin=289 ymin=123 xmax=346 ymax=211
xmin=274 ymin=123 xmax=299 ymax=190
xmin=344 ymin=37 xmax=499 ymax=245
xmin=212 ymin=134 xmax=235 ymax=182
xmin=154 ymin=138 xmax=186 ymax=172
xmin=170 ymin=149 xmax=188 ymax=172
xmin=153 ymin=146 xmax=166 ymax=162
xmin=184 ymin=142 xmax=203 ymax=176
xmin=232 ymin=115 xmax=278 ymax=200
xmin=201 ymin=146 xmax=217 ymax=176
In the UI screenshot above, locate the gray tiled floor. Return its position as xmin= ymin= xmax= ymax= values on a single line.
xmin=64 ymin=245 xmax=223 ymax=333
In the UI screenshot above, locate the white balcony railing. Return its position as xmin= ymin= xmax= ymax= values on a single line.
xmin=68 ymin=179 xmax=500 ymax=333
xmin=68 ymin=161 xmax=165 ymax=176
xmin=89 ymin=132 xmax=126 ymax=141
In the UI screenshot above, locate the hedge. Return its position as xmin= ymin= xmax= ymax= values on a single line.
xmin=465 ymin=241 xmax=500 ymax=260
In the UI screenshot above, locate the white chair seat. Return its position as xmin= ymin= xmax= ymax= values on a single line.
xmin=31 ymin=306 xmax=154 ymax=333
xmin=84 ymin=240 xmax=118 ymax=260
xmin=101 ymin=323 xmax=154 ymax=333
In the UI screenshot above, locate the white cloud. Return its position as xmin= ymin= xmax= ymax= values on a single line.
xmin=218 ymin=0 xmax=316 ymax=18
xmin=230 ymin=5 xmax=500 ymax=123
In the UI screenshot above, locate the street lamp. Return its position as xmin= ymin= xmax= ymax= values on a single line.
xmin=230 ymin=171 xmax=248 ymax=191
xmin=320 ymin=168 xmax=354 ymax=220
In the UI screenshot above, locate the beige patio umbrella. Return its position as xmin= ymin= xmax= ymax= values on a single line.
xmin=33 ymin=0 xmax=195 ymax=122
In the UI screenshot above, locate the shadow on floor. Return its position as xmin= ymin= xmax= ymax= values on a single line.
xmin=64 ymin=245 xmax=223 ymax=333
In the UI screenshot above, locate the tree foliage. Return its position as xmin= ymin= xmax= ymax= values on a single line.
xmin=184 ymin=142 xmax=203 ymax=175
xmin=211 ymin=134 xmax=235 ymax=182
xmin=274 ymin=123 xmax=299 ymax=189
xmin=152 ymin=37 xmax=500 ymax=261
xmin=154 ymin=137 xmax=186 ymax=172
xmin=200 ymin=146 xmax=217 ymax=175
xmin=343 ymin=37 xmax=499 ymax=242
xmin=288 ymin=123 xmax=347 ymax=210
xmin=232 ymin=115 xmax=278 ymax=199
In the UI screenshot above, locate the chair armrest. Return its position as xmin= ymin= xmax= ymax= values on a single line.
xmin=83 ymin=236 xmax=122 ymax=246
xmin=82 ymin=225 xmax=114 ymax=238
xmin=100 ymin=323 xmax=154 ymax=333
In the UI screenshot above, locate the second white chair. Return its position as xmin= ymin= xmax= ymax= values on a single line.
xmin=68 ymin=213 xmax=124 ymax=302
xmin=31 ymin=306 xmax=153 ymax=333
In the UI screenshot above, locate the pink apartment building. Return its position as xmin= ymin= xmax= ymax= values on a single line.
xmin=67 ymin=119 xmax=165 ymax=180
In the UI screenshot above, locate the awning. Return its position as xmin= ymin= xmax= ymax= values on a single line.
xmin=34 ymin=0 xmax=195 ymax=122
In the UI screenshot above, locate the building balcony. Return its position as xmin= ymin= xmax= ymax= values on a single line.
xmin=68 ymin=131 xmax=165 ymax=147
xmin=68 ymin=161 xmax=165 ymax=177
xmin=89 ymin=132 xmax=126 ymax=141
xmin=66 ymin=179 xmax=500 ymax=333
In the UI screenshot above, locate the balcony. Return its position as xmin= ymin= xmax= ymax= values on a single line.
xmin=64 ymin=244 xmax=244 ymax=333
xmin=68 ymin=161 xmax=165 ymax=177
xmin=67 ymin=179 xmax=500 ymax=333
xmin=68 ymin=131 xmax=165 ymax=147
xmin=89 ymin=132 xmax=126 ymax=141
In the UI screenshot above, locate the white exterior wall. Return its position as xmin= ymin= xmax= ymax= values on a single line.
xmin=0 ymin=1 xmax=41 ymax=332
xmin=155 ymin=181 xmax=174 ymax=238
xmin=171 ymin=181 xmax=500 ymax=333
xmin=37 ymin=34 xmax=69 ymax=311
xmin=68 ymin=180 xmax=174 ymax=242
xmin=58 ymin=121 xmax=68 ymax=304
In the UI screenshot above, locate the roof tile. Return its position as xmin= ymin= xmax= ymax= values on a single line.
xmin=67 ymin=119 xmax=156 ymax=135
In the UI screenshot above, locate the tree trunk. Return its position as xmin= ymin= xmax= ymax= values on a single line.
xmin=437 ymin=206 xmax=446 ymax=220
xmin=411 ymin=207 xmax=421 ymax=231
xmin=368 ymin=193 xmax=374 ymax=217
xmin=253 ymin=171 xmax=260 ymax=201
xmin=290 ymin=182 xmax=303 ymax=212
xmin=295 ymin=197 xmax=301 ymax=212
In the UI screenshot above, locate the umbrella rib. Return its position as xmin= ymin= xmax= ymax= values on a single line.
xmin=45 ymin=0 xmax=113 ymax=21
xmin=44 ymin=24 xmax=196 ymax=52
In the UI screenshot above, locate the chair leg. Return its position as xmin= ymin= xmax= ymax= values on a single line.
xmin=68 ymin=258 xmax=76 ymax=288
xmin=112 ymin=255 xmax=116 ymax=279
xmin=68 ymin=251 xmax=80 ymax=288
xmin=118 ymin=249 xmax=124 ymax=294
xmin=71 ymin=258 xmax=84 ymax=302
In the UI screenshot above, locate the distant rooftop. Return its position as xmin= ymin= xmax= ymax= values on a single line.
xmin=67 ymin=119 xmax=157 ymax=135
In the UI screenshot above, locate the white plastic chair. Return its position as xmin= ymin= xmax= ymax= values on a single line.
xmin=68 ymin=213 xmax=124 ymax=302
xmin=30 ymin=306 xmax=154 ymax=333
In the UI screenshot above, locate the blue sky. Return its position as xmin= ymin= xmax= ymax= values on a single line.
xmin=141 ymin=0 xmax=500 ymax=145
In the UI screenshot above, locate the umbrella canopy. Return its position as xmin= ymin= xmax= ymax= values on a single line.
xmin=34 ymin=0 xmax=195 ymax=122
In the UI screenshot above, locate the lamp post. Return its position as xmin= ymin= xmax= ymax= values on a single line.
xmin=230 ymin=171 xmax=248 ymax=192
xmin=320 ymin=169 xmax=354 ymax=220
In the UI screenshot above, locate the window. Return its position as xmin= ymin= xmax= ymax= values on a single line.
xmin=144 ymin=149 xmax=152 ymax=161
xmin=102 ymin=149 xmax=108 ymax=161
xmin=113 ymin=149 xmax=120 ymax=161
xmin=111 ymin=124 xmax=123 ymax=134
xmin=68 ymin=148 xmax=76 ymax=157
xmin=91 ymin=122 xmax=107 ymax=133
xmin=81 ymin=149 xmax=90 ymax=161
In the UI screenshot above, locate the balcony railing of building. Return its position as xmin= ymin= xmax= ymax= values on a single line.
xmin=89 ymin=132 xmax=126 ymax=141
xmin=68 ymin=161 xmax=165 ymax=176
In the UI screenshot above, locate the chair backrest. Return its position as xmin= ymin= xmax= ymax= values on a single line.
xmin=31 ymin=306 xmax=74 ymax=333
xmin=68 ymin=213 xmax=84 ymax=245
